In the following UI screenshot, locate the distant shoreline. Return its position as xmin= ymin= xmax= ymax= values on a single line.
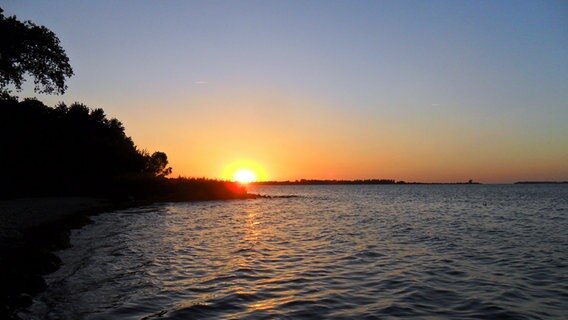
xmin=514 ymin=181 xmax=568 ymax=184
xmin=252 ymin=179 xmax=481 ymax=185
xmin=252 ymin=180 xmax=568 ymax=185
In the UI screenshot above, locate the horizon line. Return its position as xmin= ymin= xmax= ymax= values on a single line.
xmin=245 ymin=179 xmax=568 ymax=185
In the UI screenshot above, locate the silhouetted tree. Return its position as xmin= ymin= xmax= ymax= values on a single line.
xmin=145 ymin=151 xmax=173 ymax=177
xmin=0 ymin=8 xmax=250 ymax=203
xmin=0 ymin=7 xmax=73 ymax=95
xmin=0 ymin=99 xmax=174 ymax=197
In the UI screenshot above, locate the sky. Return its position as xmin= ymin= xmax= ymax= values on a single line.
xmin=3 ymin=0 xmax=568 ymax=183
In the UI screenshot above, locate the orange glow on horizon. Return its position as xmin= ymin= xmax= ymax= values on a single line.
xmin=126 ymin=91 xmax=568 ymax=184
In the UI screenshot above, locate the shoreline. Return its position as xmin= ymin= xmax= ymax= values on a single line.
xmin=0 ymin=197 xmax=131 ymax=319
xmin=0 ymin=194 xmax=257 ymax=319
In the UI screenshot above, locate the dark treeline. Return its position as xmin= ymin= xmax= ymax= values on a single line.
xmin=253 ymin=179 xmax=398 ymax=185
xmin=0 ymin=7 xmax=250 ymax=201
xmin=0 ymin=97 xmax=250 ymax=200
xmin=515 ymin=181 xmax=568 ymax=184
xmin=253 ymin=179 xmax=481 ymax=185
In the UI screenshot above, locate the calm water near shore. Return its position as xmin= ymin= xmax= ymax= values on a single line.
xmin=22 ymin=185 xmax=568 ymax=319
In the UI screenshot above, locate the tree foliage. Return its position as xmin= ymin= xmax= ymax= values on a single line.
xmin=0 ymin=8 xmax=251 ymax=202
xmin=145 ymin=151 xmax=173 ymax=177
xmin=0 ymin=98 xmax=171 ymax=197
xmin=0 ymin=8 xmax=73 ymax=95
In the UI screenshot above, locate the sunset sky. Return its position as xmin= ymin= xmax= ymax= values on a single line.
xmin=4 ymin=1 xmax=568 ymax=183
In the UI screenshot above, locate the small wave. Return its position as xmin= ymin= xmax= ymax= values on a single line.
xmin=24 ymin=184 xmax=568 ymax=319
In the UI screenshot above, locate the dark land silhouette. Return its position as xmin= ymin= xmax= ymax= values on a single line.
xmin=253 ymin=179 xmax=481 ymax=185
xmin=0 ymin=97 xmax=252 ymax=201
xmin=0 ymin=7 xmax=251 ymax=202
xmin=515 ymin=181 xmax=568 ymax=184
xmin=1 ymin=97 xmax=158 ymax=198
xmin=0 ymin=8 xmax=253 ymax=319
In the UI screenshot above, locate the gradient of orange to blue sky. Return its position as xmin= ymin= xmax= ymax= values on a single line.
xmin=4 ymin=1 xmax=568 ymax=183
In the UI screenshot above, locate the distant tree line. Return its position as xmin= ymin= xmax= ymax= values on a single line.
xmin=253 ymin=179 xmax=481 ymax=185
xmin=253 ymin=179 xmax=398 ymax=185
xmin=515 ymin=181 xmax=568 ymax=184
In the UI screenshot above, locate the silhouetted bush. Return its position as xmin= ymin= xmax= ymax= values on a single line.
xmin=108 ymin=175 xmax=250 ymax=201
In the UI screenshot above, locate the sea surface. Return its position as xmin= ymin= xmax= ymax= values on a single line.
xmin=22 ymin=185 xmax=568 ymax=319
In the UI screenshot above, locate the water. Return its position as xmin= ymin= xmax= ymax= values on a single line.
xmin=22 ymin=185 xmax=568 ymax=319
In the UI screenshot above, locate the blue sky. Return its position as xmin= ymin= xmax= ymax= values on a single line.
xmin=3 ymin=1 xmax=567 ymax=182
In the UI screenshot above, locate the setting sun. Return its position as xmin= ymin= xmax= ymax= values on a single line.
xmin=233 ymin=169 xmax=257 ymax=184
xmin=223 ymin=160 xmax=267 ymax=182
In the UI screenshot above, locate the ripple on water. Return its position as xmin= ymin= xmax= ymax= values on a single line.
xmin=21 ymin=184 xmax=568 ymax=319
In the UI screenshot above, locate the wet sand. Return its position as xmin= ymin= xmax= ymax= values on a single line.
xmin=0 ymin=197 xmax=108 ymax=240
